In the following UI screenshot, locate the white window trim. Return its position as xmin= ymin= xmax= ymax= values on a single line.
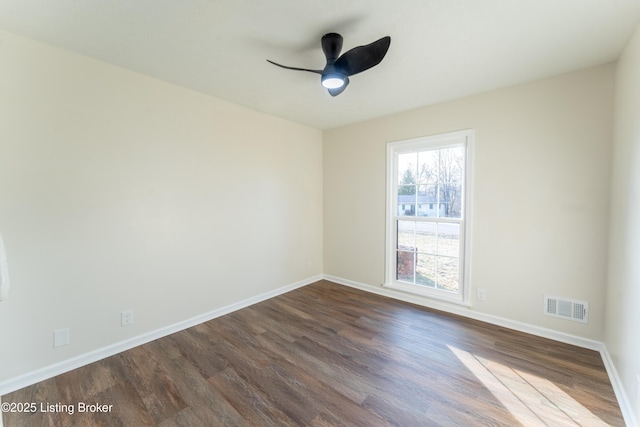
xmin=384 ymin=129 xmax=474 ymax=306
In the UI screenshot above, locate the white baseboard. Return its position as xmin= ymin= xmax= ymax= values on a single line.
xmin=0 ymin=275 xmax=321 ymax=397
xmin=323 ymin=274 xmax=637 ymax=427
xmin=599 ymin=345 xmax=638 ymax=427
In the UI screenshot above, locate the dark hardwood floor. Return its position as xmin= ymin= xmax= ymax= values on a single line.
xmin=2 ymin=280 xmax=625 ymax=426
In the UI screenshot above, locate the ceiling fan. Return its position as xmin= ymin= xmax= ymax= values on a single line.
xmin=267 ymin=33 xmax=391 ymax=96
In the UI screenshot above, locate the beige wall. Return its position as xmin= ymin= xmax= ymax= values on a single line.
xmin=606 ymin=22 xmax=640 ymax=423
xmin=324 ymin=64 xmax=614 ymax=340
xmin=0 ymin=30 xmax=323 ymax=382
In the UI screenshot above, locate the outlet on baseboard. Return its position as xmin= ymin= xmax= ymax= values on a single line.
xmin=121 ymin=310 xmax=134 ymax=326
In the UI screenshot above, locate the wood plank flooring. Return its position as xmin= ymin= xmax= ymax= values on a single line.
xmin=2 ymin=280 xmax=625 ymax=426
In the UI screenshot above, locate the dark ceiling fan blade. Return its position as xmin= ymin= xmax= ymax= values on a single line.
xmin=334 ymin=36 xmax=391 ymax=76
xmin=321 ymin=33 xmax=343 ymax=62
xmin=267 ymin=33 xmax=391 ymax=96
xmin=266 ymin=60 xmax=323 ymax=74
xmin=328 ymin=76 xmax=350 ymax=97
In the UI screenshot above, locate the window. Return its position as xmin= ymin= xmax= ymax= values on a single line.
xmin=385 ymin=130 xmax=473 ymax=304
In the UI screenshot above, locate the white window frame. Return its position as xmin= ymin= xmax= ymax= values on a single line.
xmin=385 ymin=129 xmax=474 ymax=305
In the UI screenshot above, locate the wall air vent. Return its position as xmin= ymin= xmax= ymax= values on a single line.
xmin=543 ymin=295 xmax=588 ymax=323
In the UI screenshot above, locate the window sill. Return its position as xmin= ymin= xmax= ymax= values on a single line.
xmin=383 ymin=281 xmax=471 ymax=308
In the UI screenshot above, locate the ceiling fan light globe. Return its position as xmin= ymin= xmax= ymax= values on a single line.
xmin=321 ymin=75 xmax=345 ymax=89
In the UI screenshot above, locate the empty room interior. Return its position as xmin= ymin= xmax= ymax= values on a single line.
xmin=1 ymin=1 xmax=640 ymax=426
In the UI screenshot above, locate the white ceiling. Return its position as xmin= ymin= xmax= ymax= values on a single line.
xmin=1 ymin=1 xmax=640 ymax=130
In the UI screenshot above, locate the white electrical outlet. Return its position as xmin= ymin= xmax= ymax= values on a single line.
xmin=121 ymin=310 xmax=134 ymax=326
xmin=477 ymin=288 xmax=487 ymax=301
xmin=53 ymin=328 xmax=70 ymax=348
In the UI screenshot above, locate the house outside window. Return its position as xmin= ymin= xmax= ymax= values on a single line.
xmin=385 ymin=130 xmax=473 ymax=304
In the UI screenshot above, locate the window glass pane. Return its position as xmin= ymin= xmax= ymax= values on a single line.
xmin=416 ymin=254 xmax=437 ymax=287
xmin=397 ymin=188 xmax=416 ymax=216
xmin=438 ymin=223 xmax=460 ymax=257
xmin=438 ymin=147 xmax=464 ymax=182
xmin=417 ymin=185 xmax=437 ymax=217
xmin=396 ymin=250 xmax=415 ymax=282
xmin=417 ymin=150 xmax=438 ymax=185
xmin=440 ymin=183 xmax=462 ymax=218
xmin=398 ymin=153 xmax=417 ymax=185
xmin=438 ymin=147 xmax=464 ymax=219
xmin=397 ymin=220 xmax=415 ymax=249
xmin=416 ymin=222 xmax=437 ymax=254
xmin=436 ymin=257 xmax=459 ymax=292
